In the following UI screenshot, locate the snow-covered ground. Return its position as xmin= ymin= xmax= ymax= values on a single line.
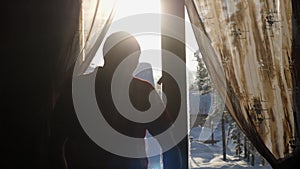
xmin=146 ymin=125 xmax=273 ymax=169
xmin=189 ymin=126 xmax=272 ymax=169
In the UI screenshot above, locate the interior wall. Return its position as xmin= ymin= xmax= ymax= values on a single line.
xmin=2 ymin=1 xmax=81 ymax=168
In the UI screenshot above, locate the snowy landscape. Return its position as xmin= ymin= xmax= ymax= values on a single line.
xmin=146 ymin=124 xmax=273 ymax=169
xmin=189 ymin=126 xmax=272 ymax=169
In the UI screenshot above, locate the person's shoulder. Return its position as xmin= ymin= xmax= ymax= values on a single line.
xmin=94 ymin=66 xmax=105 ymax=79
xmin=78 ymin=67 xmax=99 ymax=79
xmin=132 ymin=77 xmax=155 ymax=89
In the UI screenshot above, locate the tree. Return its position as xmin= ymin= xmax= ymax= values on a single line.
xmin=194 ymin=50 xmax=212 ymax=94
xmin=227 ymin=114 xmax=244 ymax=159
xmin=229 ymin=123 xmax=243 ymax=158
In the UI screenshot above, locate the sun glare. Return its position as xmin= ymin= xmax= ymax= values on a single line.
xmin=92 ymin=0 xmax=162 ymax=69
xmin=91 ymin=0 xmax=198 ymax=76
xmin=114 ymin=0 xmax=162 ymax=67
xmin=114 ymin=0 xmax=161 ymax=20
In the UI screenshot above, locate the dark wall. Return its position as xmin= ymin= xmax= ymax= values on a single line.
xmin=292 ymin=0 xmax=300 ymax=144
xmin=2 ymin=1 xmax=80 ymax=168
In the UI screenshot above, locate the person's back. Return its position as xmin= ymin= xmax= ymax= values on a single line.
xmin=95 ymin=67 xmax=150 ymax=169
xmin=50 ymin=69 xmax=150 ymax=169
xmin=50 ymin=31 xmax=149 ymax=169
xmin=94 ymin=31 xmax=178 ymax=169
xmin=94 ymin=31 xmax=150 ymax=168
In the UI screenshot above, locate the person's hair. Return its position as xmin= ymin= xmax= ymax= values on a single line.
xmin=103 ymin=31 xmax=140 ymax=65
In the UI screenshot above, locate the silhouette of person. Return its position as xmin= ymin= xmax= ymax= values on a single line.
xmin=96 ymin=31 xmax=182 ymax=169
xmin=50 ymin=31 xmax=182 ymax=169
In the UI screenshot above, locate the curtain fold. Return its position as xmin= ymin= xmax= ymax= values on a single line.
xmin=75 ymin=0 xmax=117 ymax=75
xmin=186 ymin=0 xmax=295 ymax=166
xmin=56 ymin=0 xmax=117 ymax=87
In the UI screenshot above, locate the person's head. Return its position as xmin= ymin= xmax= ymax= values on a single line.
xmin=103 ymin=31 xmax=141 ymax=73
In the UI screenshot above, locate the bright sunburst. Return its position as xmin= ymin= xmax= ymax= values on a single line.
xmin=92 ymin=0 xmax=162 ymax=69
xmin=114 ymin=0 xmax=161 ymax=20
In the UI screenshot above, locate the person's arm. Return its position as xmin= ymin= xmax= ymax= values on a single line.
xmin=144 ymin=84 xmax=182 ymax=169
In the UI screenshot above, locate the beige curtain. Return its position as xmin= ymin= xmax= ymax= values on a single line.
xmin=186 ymin=0 xmax=294 ymax=165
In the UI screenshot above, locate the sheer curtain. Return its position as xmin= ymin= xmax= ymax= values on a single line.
xmin=75 ymin=0 xmax=117 ymax=75
xmin=56 ymin=0 xmax=117 ymax=82
xmin=54 ymin=0 xmax=117 ymax=98
xmin=186 ymin=0 xmax=294 ymax=166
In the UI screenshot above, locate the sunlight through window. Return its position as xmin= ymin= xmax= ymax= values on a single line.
xmin=92 ymin=0 xmax=162 ymax=80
